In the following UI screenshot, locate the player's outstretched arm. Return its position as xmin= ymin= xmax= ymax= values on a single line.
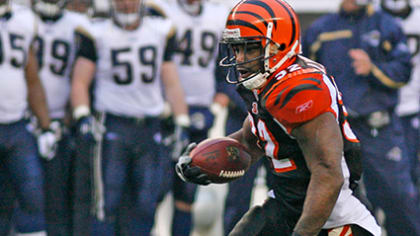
xmin=291 ymin=112 xmax=344 ymax=236
xmin=25 ymin=47 xmax=51 ymax=130
xmin=228 ymin=117 xmax=265 ymax=165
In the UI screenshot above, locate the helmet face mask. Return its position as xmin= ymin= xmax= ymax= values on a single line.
xmin=219 ymin=0 xmax=301 ymax=90
xmin=33 ymin=0 xmax=67 ymax=18
xmin=111 ymin=0 xmax=143 ymax=29
xmin=220 ymin=36 xmax=277 ymax=88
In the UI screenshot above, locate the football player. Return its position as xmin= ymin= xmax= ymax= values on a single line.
xmin=148 ymin=0 xmax=229 ymax=235
xmin=176 ymin=0 xmax=382 ymax=235
xmin=0 ymin=1 xmax=51 ymax=235
xmin=381 ymin=0 xmax=420 ymax=194
xmin=70 ymin=0 xmax=189 ymax=235
xmin=31 ymin=0 xmax=92 ymax=234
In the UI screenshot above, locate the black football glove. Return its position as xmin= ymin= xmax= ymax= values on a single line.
xmin=175 ymin=143 xmax=211 ymax=185
xmin=75 ymin=115 xmax=105 ymax=142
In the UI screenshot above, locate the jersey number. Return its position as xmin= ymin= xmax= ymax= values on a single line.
xmin=111 ymin=46 xmax=157 ymax=85
xmin=33 ymin=37 xmax=71 ymax=76
xmin=175 ymin=29 xmax=217 ymax=68
xmin=253 ymin=118 xmax=297 ymax=173
xmin=0 ymin=33 xmax=26 ymax=68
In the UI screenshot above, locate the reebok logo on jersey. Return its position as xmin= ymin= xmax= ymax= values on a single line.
xmin=295 ymin=100 xmax=313 ymax=114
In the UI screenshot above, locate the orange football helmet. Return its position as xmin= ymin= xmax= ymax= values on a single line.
xmin=219 ymin=0 xmax=301 ymax=89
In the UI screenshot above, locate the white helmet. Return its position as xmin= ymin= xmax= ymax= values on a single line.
xmin=33 ymin=0 xmax=67 ymax=18
xmin=177 ymin=0 xmax=202 ymax=15
xmin=111 ymin=0 xmax=144 ymax=29
xmin=0 ymin=0 xmax=10 ymax=16
xmin=381 ymin=0 xmax=411 ymax=17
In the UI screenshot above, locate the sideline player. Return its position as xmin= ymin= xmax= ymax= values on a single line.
xmin=381 ymin=0 xmax=420 ymax=191
xmin=148 ymin=0 xmax=229 ymax=235
xmin=70 ymin=0 xmax=189 ymax=235
xmin=304 ymin=0 xmax=420 ymax=235
xmin=0 ymin=1 xmax=51 ymax=235
xmin=31 ymin=0 xmax=91 ymax=234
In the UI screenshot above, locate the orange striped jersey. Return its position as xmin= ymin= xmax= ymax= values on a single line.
xmin=239 ymin=55 xmax=356 ymax=161
xmin=237 ymin=55 xmax=381 ymax=235
xmin=237 ymin=55 xmax=360 ymax=217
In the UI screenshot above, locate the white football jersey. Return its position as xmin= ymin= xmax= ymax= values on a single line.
xmin=396 ymin=8 xmax=420 ymax=116
xmin=0 ymin=5 xmax=37 ymax=123
xmin=156 ymin=0 xmax=229 ymax=106
xmin=91 ymin=17 xmax=174 ymax=117
xmin=34 ymin=11 xmax=91 ymax=119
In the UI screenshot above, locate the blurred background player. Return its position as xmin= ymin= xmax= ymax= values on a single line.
xmin=70 ymin=0 xmax=189 ymax=235
xmin=31 ymin=0 xmax=92 ymax=234
xmin=214 ymin=50 xmax=274 ymax=235
xmin=380 ymin=0 xmax=420 ymax=193
xmin=149 ymin=0 xmax=229 ymax=235
xmin=0 ymin=0 xmax=52 ymax=235
xmin=303 ymin=0 xmax=420 ymax=235
xmin=66 ymin=0 xmax=92 ymax=14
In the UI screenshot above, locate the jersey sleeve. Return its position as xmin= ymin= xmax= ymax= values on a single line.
xmin=74 ymin=26 xmax=97 ymax=62
xmin=264 ymin=75 xmax=335 ymax=133
xmin=163 ymin=26 xmax=177 ymax=62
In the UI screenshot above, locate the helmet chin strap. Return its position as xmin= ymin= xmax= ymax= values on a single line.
xmin=242 ymin=22 xmax=299 ymax=90
xmin=242 ymin=72 xmax=268 ymax=90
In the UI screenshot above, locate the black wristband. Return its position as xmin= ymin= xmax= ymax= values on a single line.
xmin=291 ymin=232 xmax=303 ymax=236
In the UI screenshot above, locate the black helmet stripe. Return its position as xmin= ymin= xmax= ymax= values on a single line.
xmin=227 ymin=19 xmax=264 ymax=35
xmin=274 ymin=0 xmax=296 ymax=47
xmin=235 ymin=11 xmax=268 ymax=28
xmin=244 ymin=0 xmax=277 ymax=29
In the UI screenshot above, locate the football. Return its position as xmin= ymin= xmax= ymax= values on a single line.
xmin=190 ymin=137 xmax=252 ymax=183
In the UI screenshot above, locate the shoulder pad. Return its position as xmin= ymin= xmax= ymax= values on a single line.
xmin=262 ymin=73 xmax=335 ymax=132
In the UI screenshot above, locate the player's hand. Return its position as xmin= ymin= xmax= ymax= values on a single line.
xmin=349 ymin=49 xmax=372 ymax=76
xmin=37 ymin=121 xmax=61 ymax=161
xmin=75 ymin=115 xmax=105 ymax=142
xmin=171 ymin=124 xmax=190 ymax=160
xmin=175 ymin=143 xmax=211 ymax=185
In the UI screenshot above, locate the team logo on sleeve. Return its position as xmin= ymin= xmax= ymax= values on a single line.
xmin=295 ymin=100 xmax=313 ymax=114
